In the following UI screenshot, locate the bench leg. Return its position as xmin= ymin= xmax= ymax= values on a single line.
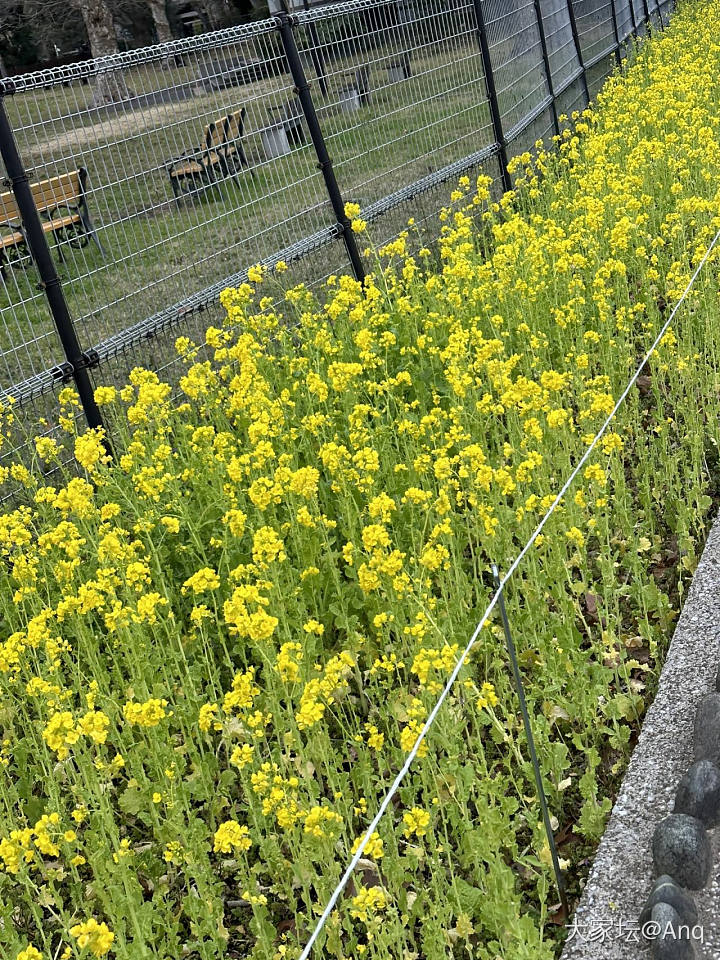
xmin=205 ymin=162 xmax=225 ymax=200
xmin=54 ymin=233 xmax=67 ymax=264
xmin=239 ymin=146 xmax=255 ymax=179
xmin=218 ymin=154 xmax=239 ymax=189
xmin=79 ymin=209 xmax=106 ymax=259
xmin=88 ymin=226 xmax=105 ymax=259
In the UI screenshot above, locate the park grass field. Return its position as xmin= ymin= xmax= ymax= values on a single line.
xmin=0 ymin=10 xmax=574 ymax=393
xmin=1 ymin=2 xmax=717 ymax=959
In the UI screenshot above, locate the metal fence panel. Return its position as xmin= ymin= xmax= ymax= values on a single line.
xmin=3 ymin=24 xmax=346 ymax=387
xmin=541 ymin=0 xmax=583 ymax=92
xmin=632 ymin=0 xmax=648 ymax=30
xmin=615 ymin=0 xmax=635 ymax=43
xmin=0 ymin=185 xmax=69 ymax=391
xmin=483 ymin=0 xmax=551 ymax=138
xmin=575 ymin=0 xmax=617 ymax=65
xmin=295 ymin=0 xmax=494 ymax=217
xmin=0 ymin=0 xmax=675 ymax=474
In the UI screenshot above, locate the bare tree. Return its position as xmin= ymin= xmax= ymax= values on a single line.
xmin=71 ymin=0 xmax=118 ymax=58
xmin=16 ymin=0 xmax=84 ymax=64
xmin=147 ymin=0 xmax=172 ymax=43
xmin=198 ymin=0 xmax=231 ymax=30
xmin=71 ymin=0 xmax=136 ymax=103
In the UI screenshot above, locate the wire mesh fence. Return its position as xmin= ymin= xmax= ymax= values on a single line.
xmin=0 ymin=0 xmax=673 ymax=476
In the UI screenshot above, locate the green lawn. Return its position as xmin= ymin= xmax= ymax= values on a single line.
xmin=0 ymin=27 xmax=556 ymax=393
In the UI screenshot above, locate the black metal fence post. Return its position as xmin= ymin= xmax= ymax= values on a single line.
xmin=492 ymin=566 xmax=569 ymax=917
xmin=0 ymin=82 xmax=108 ymax=441
xmin=628 ymin=0 xmax=639 ymax=32
xmin=471 ymin=0 xmax=511 ymax=193
xmin=301 ymin=0 xmax=329 ymax=99
xmin=275 ymin=9 xmax=366 ymax=283
xmin=608 ymin=0 xmax=623 ymax=66
xmin=653 ymin=0 xmax=665 ymax=30
xmin=565 ymin=1 xmax=591 ymax=105
xmin=532 ymin=0 xmax=560 ymax=137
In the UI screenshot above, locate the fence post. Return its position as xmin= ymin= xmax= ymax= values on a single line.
xmin=609 ymin=0 xmax=623 ymax=66
xmin=301 ymin=0 xmax=328 ymax=99
xmin=0 ymin=82 xmax=108 ymax=442
xmin=471 ymin=0 xmax=511 ymax=193
xmin=493 ymin=566 xmax=568 ymax=917
xmin=628 ymin=0 xmax=639 ymax=32
xmin=653 ymin=0 xmax=665 ymax=29
xmin=564 ymin=1 xmax=590 ymax=106
xmin=531 ymin=0 xmax=560 ymax=137
xmin=275 ymin=9 xmax=366 ymax=283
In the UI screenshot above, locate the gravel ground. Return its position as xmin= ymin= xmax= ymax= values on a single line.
xmin=561 ymin=513 xmax=720 ymax=959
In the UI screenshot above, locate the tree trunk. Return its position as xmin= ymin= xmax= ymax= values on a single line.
xmin=147 ymin=0 xmax=172 ymax=44
xmin=199 ymin=0 xmax=229 ymax=30
xmin=72 ymin=0 xmax=130 ymax=104
xmin=74 ymin=0 xmax=117 ymax=58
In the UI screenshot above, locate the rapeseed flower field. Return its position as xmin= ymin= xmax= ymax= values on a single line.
xmin=3 ymin=3 xmax=720 ymax=958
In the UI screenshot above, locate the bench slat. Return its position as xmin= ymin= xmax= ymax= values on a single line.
xmin=44 ymin=213 xmax=81 ymax=231
xmin=0 ymin=170 xmax=82 ymax=225
xmin=0 ymin=230 xmax=24 ymax=250
xmin=31 ymin=171 xmax=82 ymax=211
xmin=0 ymin=192 xmax=20 ymax=224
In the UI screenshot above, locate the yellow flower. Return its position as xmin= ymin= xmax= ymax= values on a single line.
xmin=43 ymin=711 xmax=80 ymax=759
xmin=230 ymin=743 xmax=254 ymax=768
xmin=123 ymin=698 xmax=169 ymax=727
xmin=74 ymin=429 xmax=109 ymax=473
xmin=35 ymin=436 xmax=59 ymax=461
xmin=477 ymin=682 xmax=499 ymax=710
xmin=365 ymin=723 xmax=384 ymax=750
xmin=17 ymin=948 xmax=43 ymax=960
xmin=252 ymin=526 xmax=286 ymax=567
xmin=78 ymin=710 xmax=110 ymax=744
xmin=403 ymin=807 xmax=431 ymax=838
xmin=213 ymin=820 xmax=252 ymax=854
xmin=93 ymin=386 xmax=117 ymax=405
xmin=198 ymin=702 xmax=219 ymax=732
xmin=400 ymin=720 xmax=427 ymax=758
xmin=302 ymin=805 xmax=343 ymax=839
xmin=275 ymin=642 xmax=302 ymax=683
xmin=69 ymin=918 xmax=115 ymax=956
xmin=350 ymin=886 xmax=388 ymax=922
xmin=182 ymin=567 xmax=221 ymax=595
xmin=565 ymin=526 xmax=586 ymax=549
xmin=351 ymin=831 xmax=384 ymax=859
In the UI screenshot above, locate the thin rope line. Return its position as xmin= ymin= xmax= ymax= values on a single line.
xmin=297 ymin=225 xmax=720 ymax=960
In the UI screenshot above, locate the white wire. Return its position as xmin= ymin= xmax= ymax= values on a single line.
xmin=297 ymin=224 xmax=720 ymax=960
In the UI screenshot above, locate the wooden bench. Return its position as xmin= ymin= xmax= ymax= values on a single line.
xmin=167 ymin=108 xmax=252 ymax=197
xmin=0 ymin=168 xmax=104 ymax=274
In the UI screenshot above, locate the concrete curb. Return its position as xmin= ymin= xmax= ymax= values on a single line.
xmin=561 ymin=513 xmax=720 ymax=959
